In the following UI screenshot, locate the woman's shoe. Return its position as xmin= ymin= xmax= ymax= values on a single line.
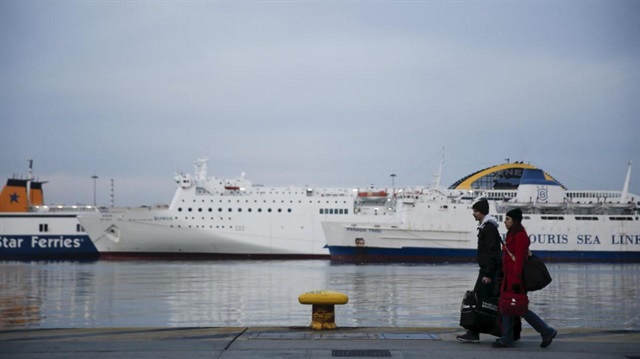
xmin=541 ymin=329 xmax=557 ymax=348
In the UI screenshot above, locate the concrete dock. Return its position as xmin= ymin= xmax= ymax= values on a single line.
xmin=2 ymin=326 xmax=639 ymax=359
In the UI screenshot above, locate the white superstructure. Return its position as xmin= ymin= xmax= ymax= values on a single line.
xmin=79 ymin=158 xmax=395 ymax=258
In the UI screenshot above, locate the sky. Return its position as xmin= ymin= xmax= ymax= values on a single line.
xmin=1 ymin=1 xmax=639 ymax=207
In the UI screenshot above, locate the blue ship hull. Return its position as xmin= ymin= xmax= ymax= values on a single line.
xmin=0 ymin=234 xmax=100 ymax=260
xmin=327 ymin=246 xmax=640 ymax=263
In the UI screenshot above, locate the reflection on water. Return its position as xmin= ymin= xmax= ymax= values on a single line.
xmin=0 ymin=261 xmax=638 ymax=330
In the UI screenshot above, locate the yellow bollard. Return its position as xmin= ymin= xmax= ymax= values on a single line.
xmin=298 ymin=290 xmax=349 ymax=330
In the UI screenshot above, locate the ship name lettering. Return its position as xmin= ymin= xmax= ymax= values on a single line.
xmin=347 ymin=228 xmax=367 ymax=232
xmin=611 ymin=235 xmax=640 ymax=245
xmin=0 ymin=237 xmax=24 ymax=248
xmin=368 ymin=229 xmax=382 ymax=233
xmin=577 ymin=234 xmax=601 ymax=245
xmin=31 ymin=236 xmax=82 ymax=249
xmin=528 ymin=233 xmax=568 ymax=244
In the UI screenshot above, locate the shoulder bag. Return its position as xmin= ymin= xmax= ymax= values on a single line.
xmin=500 ymin=238 xmax=552 ymax=292
xmin=522 ymin=253 xmax=552 ymax=291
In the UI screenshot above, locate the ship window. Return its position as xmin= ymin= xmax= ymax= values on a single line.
xmin=268 ymin=208 xmax=272 ymax=212
xmin=188 ymin=208 xmax=192 ymax=212
xmin=238 ymin=208 xmax=242 ymax=212
xmin=198 ymin=208 xmax=202 ymax=212
xmin=218 ymin=208 xmax=222 ymax=212
xmin=258 ymin=208 xmax=262 ymax=212
xmin=248 ymin=208 xmax=252 ymax=212
xmin=39 ymin=224 xmax=49 ymax=232
xmin=228 ymin=208 xmax=232 ymax=212
xmin=541 ymin=216 xmax=564 ymax=220
xmin=178 ymin=208 xmax=183 ymax=212
xmin=288 ymin=209 xmax=292 ymax=213
xmin=320 ymin=209 xmax=324 ymax=214
xmin=345 ymin=209 xmax=349 ymax=214
xmin=278 ymin=208 xmax=282 ymax=212
xmin=208 ymin=208 xmax=212 ymax=212
xmin=76 ymin=224 xmax=83 ymax=232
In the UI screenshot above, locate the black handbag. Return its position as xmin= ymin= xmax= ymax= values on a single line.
xmin=460 ymin=290 xmax=500 ymax=336
xmin=523 ymin=253 xmax=552 ymax=291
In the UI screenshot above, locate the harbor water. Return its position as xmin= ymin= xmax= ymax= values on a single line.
xmin=0 ymin=260 xmax=638 ymax=330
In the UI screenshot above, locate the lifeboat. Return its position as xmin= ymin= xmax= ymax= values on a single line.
xmin=357 ymin=190 xmax=388 ymax=198
xmin=224 ymin=185 xmax=240 ymax=191
xmin=569 ymin=201 xmax=601 ymax=210
xmin=501 ymin=201 xmax=533 ymax=210
xmin=535 ymin=202 xmax=567 ymax=210
xmin=602 ymin=202 xmax=636 ymax=210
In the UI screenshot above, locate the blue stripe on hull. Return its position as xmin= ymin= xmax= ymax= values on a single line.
xmin=328 ymin=246 xmax=640 ymax=263
xmin=0 ymin=235 xmax=99 ymax=260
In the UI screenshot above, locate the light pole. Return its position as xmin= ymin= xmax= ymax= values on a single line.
xmin=91 ymin=175 xmax=98 ymax=206
xmin=390 ymin=173 xmax=396 ymax=193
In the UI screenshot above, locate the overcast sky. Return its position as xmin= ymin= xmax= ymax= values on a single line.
xmin=1 ymin=1 xmax=638 ymax=207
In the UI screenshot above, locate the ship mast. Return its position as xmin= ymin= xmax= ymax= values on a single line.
xmin=26 ymin=159 xmax=33 ymax=208
xmin=431 ymin=148 xmax=444 ymax=189
xmin=621 ymin=161 xmax=632 ymax=203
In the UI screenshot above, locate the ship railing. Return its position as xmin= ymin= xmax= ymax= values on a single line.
xmin=31 ymin=205 xmax=99 ymax=213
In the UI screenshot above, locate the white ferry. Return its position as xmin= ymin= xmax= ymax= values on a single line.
xmin=0 ymin=161 xmax=100 ymax=260
xmin=78 ymin=158 xmax=394 ymax=259
xmin=322 ymin=161 xmax=640 ymax=263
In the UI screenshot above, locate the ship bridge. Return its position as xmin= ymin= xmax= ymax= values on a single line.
xmin=448 ymin=162 xmax=565 ymax=190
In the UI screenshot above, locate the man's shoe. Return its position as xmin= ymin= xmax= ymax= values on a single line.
xmin=456 ymin=332 xmax=479 ymax=343
xmin=492 ymin=339 xmax=512 ymax=348
xmin=540 ymin=329 xmax=557 ymax=348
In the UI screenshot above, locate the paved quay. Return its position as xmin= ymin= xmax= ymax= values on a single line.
xmin=2 ymin=326 xmax=639 ymax=359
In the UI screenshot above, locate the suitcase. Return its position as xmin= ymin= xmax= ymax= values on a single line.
xmin=460 ymin=290 xmax=500 ymax=336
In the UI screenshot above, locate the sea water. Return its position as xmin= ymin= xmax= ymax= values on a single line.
xmin=0 ymin=260 xmax=638 ymax=330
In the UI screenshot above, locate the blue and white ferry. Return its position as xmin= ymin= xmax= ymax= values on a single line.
xmin=0 ymin=162 xmax=99 ymax=260
xmin=323 ymin=161 xmax=640 ymax=263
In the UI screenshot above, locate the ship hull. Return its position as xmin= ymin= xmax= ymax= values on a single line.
xmin=79 ymin=203 xmax=390 ymax=259
xmin=323 ymin=213 xmax=640 ymax=263
xmin=327 ymin=246 xmax=640 ymax=263
xmin=0 ymin=213 xmax=100 ymax=260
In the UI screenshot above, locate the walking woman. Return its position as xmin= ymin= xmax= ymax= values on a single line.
xmin=493 ymin=208 xmax=557 ymax=348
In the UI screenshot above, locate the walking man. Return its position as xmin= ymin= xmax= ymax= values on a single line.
xmin=457 ymin=198 xmax=502 ymax=343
